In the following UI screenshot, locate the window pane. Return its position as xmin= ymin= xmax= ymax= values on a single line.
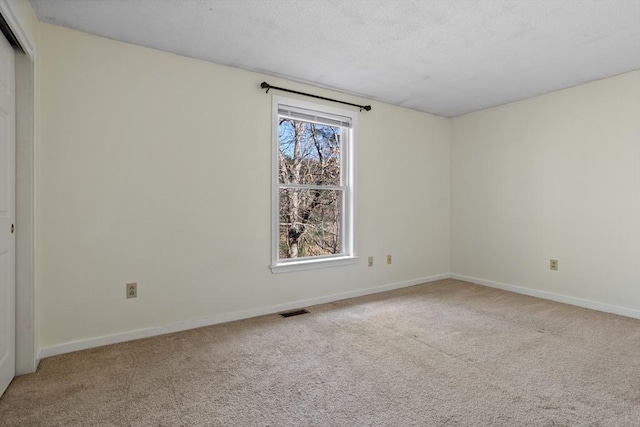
xmin=278 ymin=119 xmax=341 ymax=186
xmin=279 ymin=188 xmax=342 ymax=259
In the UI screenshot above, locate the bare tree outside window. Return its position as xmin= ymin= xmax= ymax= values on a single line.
xmin=271 ymin=97 xmax=356 ymax=273
xmin=278 ymin=119 xmax=342 ymax=259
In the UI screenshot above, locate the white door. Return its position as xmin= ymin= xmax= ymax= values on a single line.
xmin=0 ymin=30 xmax=15 ymax=397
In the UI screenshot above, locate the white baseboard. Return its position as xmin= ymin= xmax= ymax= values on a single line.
xmin=38 ymin=273 xmax=450 ymax=360
xmin=451 ymin=273 xmax=640 ymax=320
xmin=37 ymin=272 xmax=639 ymax=360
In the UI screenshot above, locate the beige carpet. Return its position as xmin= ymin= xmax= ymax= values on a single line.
xmin=1 ymin=279 xmax=639 ymax=426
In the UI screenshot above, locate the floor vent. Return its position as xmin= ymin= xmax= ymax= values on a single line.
xmin=279 ymin=309 xmax=309 ymax=318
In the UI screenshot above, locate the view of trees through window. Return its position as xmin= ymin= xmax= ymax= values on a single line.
xmin=278 ymin=118 xmax=342 ymax=259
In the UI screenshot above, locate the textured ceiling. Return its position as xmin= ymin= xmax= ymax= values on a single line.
xmin=31 ymin=0 xmax=640 ymax=117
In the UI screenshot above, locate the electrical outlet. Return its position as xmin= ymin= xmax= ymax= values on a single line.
xmin=368 ymin=256 xmax=373 ymax=267
xmin=387 ymin=254 xmax=392 ymax=265
xmin=550 ymin=259 xmax=558 ymax=271
xmin=126 ymin=282 xmax=137 ymax=299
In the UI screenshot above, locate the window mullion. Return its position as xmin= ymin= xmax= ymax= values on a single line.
xmin=279 ymin=184 xmax=345 ymax=191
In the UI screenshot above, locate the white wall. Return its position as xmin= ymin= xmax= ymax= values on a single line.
xmin=35 ymin=21 xmax=639 ymax=356
xmin=36 ymin=23 xmax=451 ymax=352
xmin=451 ymin=71 xmax=640 ymax=316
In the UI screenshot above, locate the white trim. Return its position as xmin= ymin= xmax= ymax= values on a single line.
xmin=38 ymin=274 xmax=449 ymax=359
xmin=271 ymin=255 xmax=359 ymax=273
xmin=0 ymin=0 xmax=35 ymax=59
xmin=451 ymin=273 xmax=640 ymax=319
xmin=14 ymin=52 xmax=36 ymax=374
xmin=0 ymin=1 xmax=37 ymax=374
xmin=38 ymin=271 xmax=639 ymax=359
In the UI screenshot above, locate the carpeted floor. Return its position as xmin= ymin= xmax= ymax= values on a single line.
xmin=1 ymin=279 xmax=639 ymax=426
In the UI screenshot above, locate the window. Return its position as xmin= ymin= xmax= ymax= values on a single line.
xmin=271 ymin=96 xmax=357 ymax=273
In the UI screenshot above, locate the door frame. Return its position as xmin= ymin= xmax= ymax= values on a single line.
xmin=0 ymin=0 xmax=37 ymax=374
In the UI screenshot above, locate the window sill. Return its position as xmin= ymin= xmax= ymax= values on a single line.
xmin=271 ymin=256 xmax=359 ymax=274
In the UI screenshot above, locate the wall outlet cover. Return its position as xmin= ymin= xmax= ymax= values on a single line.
xmin=126 ymin=282 xmax=137 ymax=298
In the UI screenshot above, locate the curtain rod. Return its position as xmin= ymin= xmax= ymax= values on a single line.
xmin=260 ymin=82 xmax=372 ymax=112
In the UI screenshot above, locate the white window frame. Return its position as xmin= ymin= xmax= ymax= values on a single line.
xmin=271 ymin=96 xmax=357 ymax=273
